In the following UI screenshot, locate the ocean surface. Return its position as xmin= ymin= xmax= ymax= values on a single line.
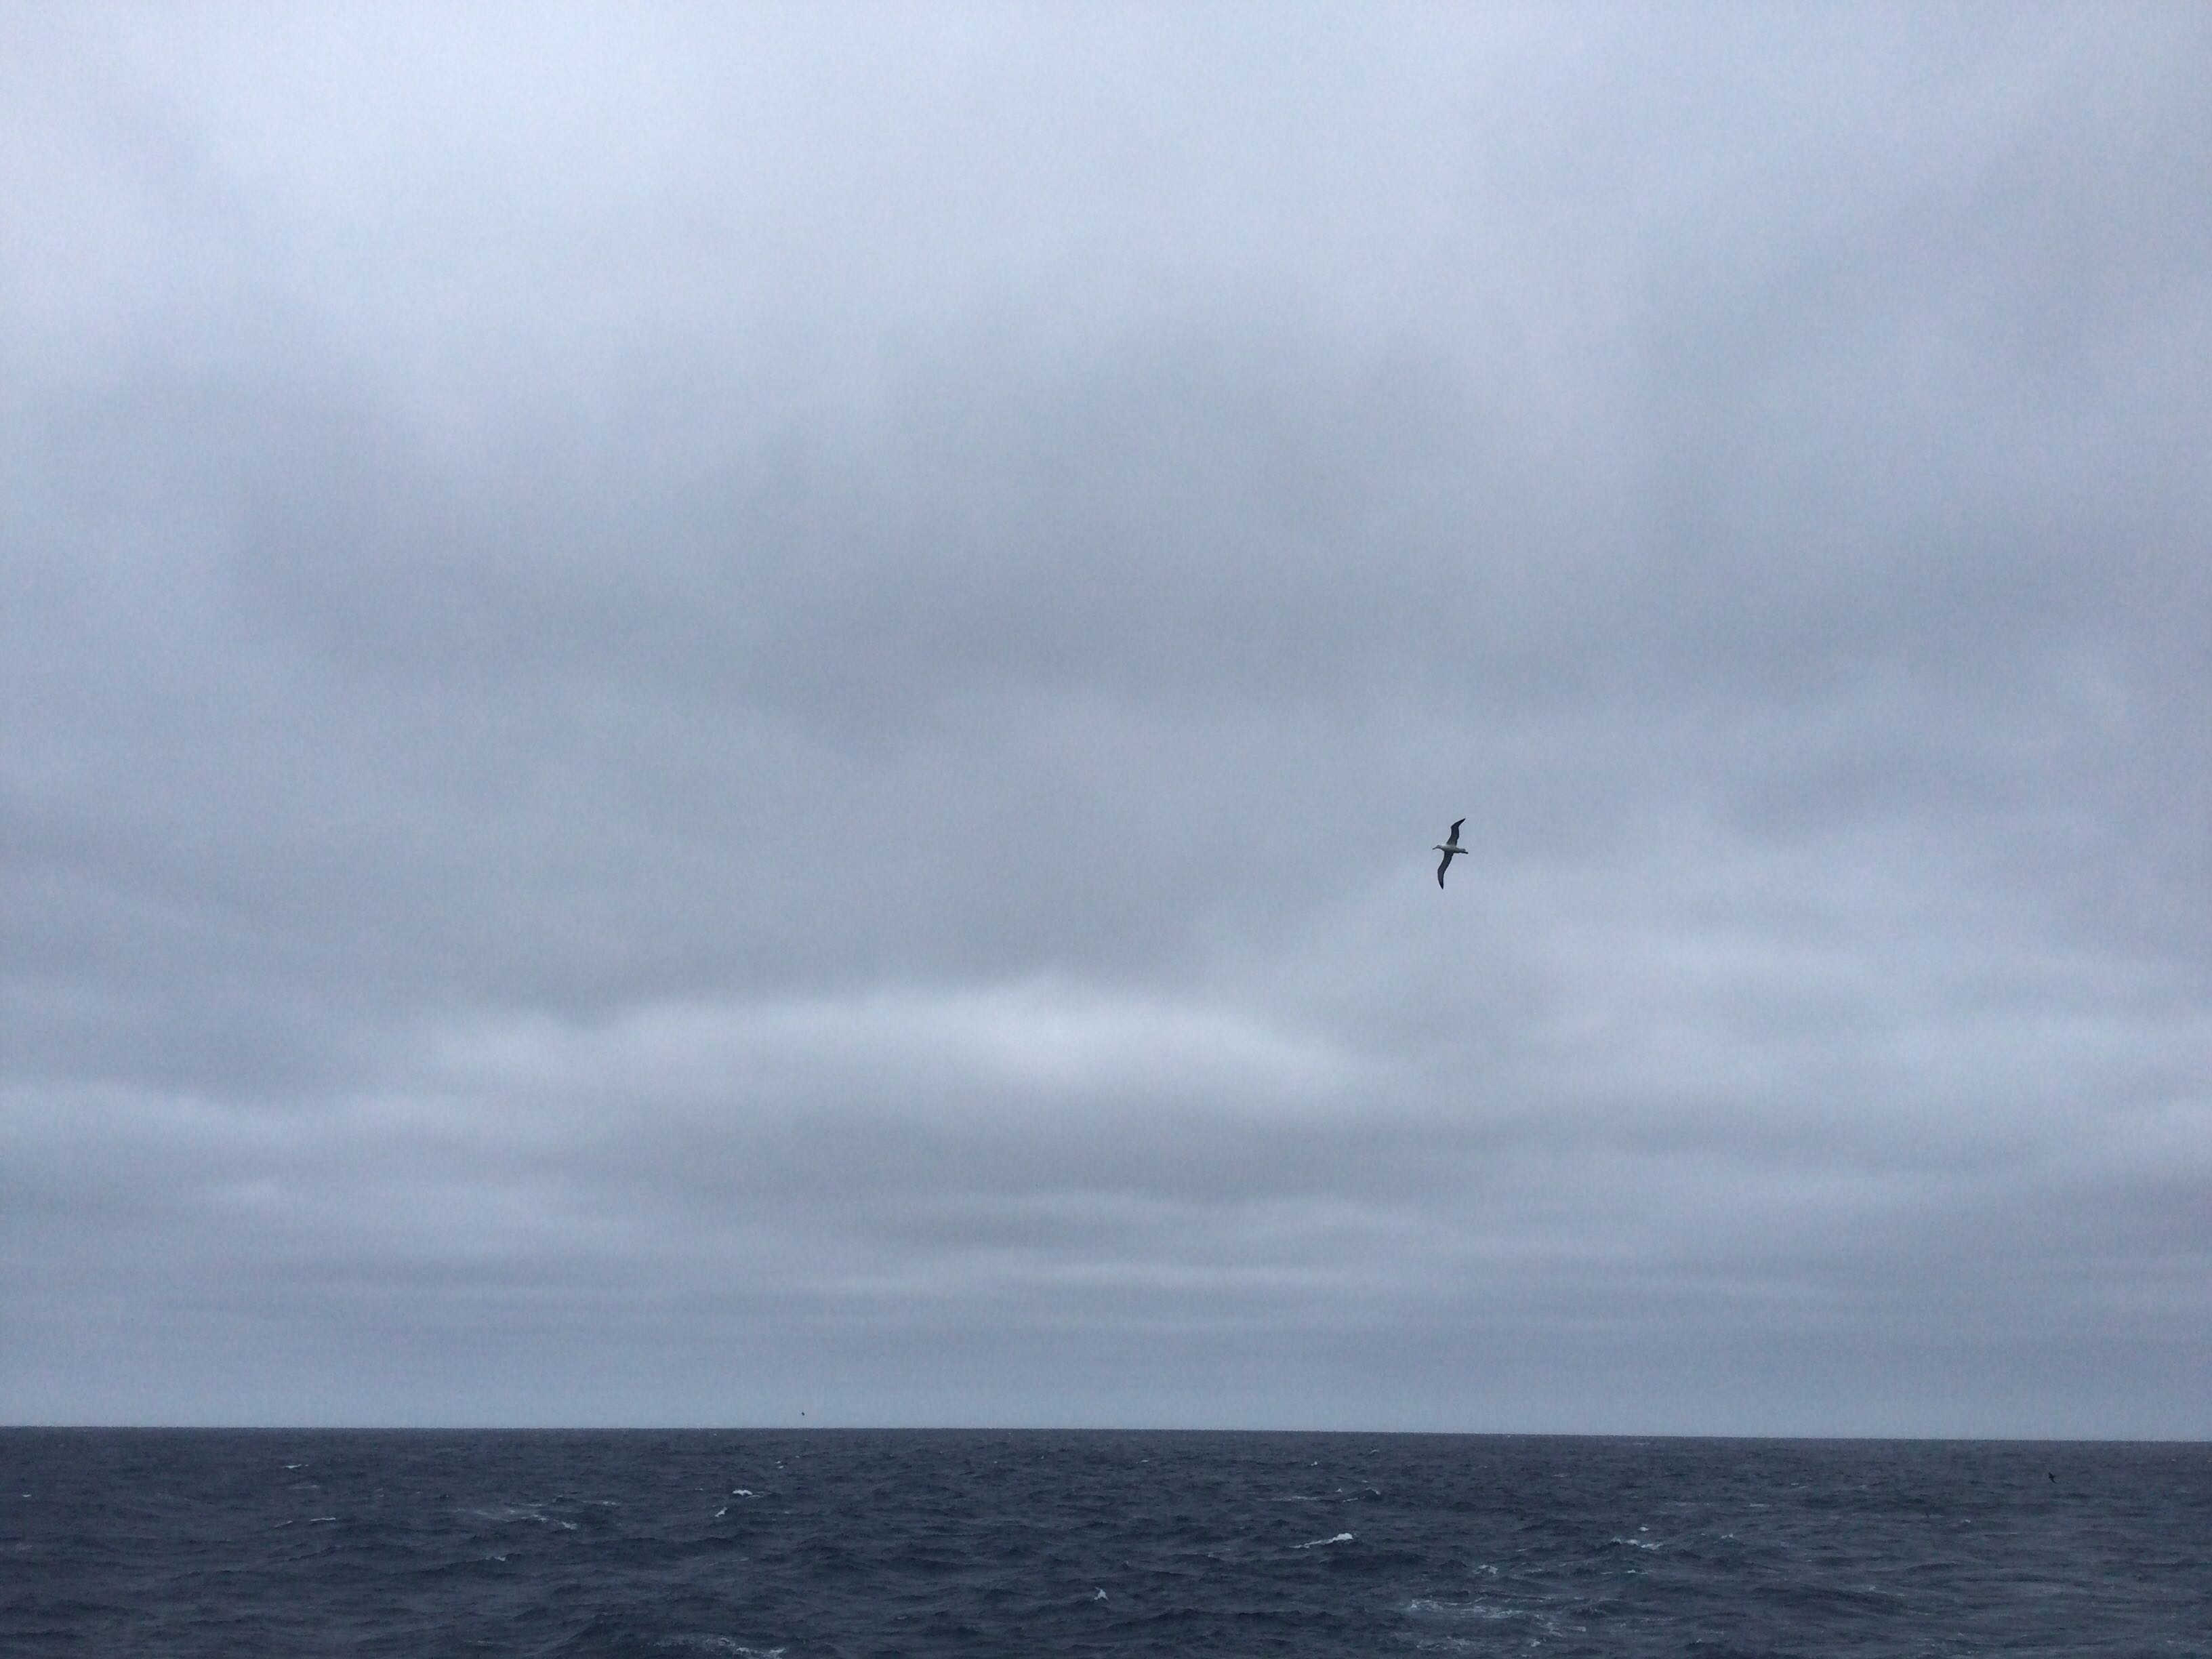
xmin=3 ymin=1430 xmax=2207 ymax=1656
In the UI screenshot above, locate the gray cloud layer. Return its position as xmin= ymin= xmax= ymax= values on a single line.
xmin=4 ymin=5 xmax=2207 ymax=1431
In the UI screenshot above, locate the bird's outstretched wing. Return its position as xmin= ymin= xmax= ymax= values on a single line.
xmin=1437 ymin=852 xmax=1452 ymax=887
xmin=1447 ymin=818 xmax=1465 ymax=844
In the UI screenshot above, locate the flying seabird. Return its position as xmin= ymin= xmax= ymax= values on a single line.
xmin=1433 ymin=818 xmax=1467 ymax=888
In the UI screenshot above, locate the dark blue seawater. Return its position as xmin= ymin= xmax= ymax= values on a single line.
xmin=3 ymin=1431 xmax=2207 ymax=1656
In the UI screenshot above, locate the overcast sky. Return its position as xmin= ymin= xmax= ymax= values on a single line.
xmin=5 ymin=4 xmax=2208 ymax=1435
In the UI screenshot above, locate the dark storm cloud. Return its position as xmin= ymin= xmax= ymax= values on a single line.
xmin=3 ymin=4 xmax=2207 ymax=1431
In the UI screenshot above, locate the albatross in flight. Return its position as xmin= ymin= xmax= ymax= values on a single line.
xmin=1433 ymin=819 xmax=1467 ymax=888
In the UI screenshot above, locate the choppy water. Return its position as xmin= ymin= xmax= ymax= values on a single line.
xmin=3 ymin=1429 xmax=2206 ymax=1656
